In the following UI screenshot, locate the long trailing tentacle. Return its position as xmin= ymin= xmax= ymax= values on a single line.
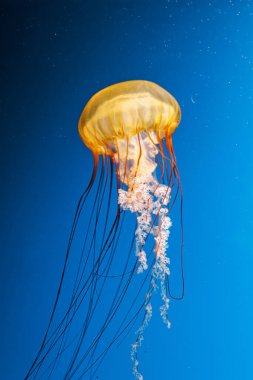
xmin=166 ymin=135 xmax=185 ymax=301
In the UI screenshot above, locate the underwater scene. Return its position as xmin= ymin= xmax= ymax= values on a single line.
xmin=1 ymin=1 xmax=253 ymax=379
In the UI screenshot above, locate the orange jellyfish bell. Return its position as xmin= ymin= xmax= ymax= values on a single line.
xmin=78 ymin=80 xmax=181 ymax=156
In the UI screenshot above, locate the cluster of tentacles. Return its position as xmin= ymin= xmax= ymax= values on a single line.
xmin=25 ymin=132 xmax=183 ymax=380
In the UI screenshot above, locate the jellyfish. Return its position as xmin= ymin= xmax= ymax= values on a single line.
xmin=25 ymin=80 xmax=184 ymax=380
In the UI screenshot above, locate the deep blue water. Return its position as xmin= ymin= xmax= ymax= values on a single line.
xmin=1 ymin=1 xmax=253 ymax=379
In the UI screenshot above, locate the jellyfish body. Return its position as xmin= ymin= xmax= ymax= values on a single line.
xmin=26 ymin=81 xmax=183 ymax=380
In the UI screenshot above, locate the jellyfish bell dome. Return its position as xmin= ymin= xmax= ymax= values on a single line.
xmin=78 ymin=80 xmax=181 ymax=156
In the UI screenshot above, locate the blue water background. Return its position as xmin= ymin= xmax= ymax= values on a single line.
xmin=1 ymin=1 xmax=253 ymax=379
